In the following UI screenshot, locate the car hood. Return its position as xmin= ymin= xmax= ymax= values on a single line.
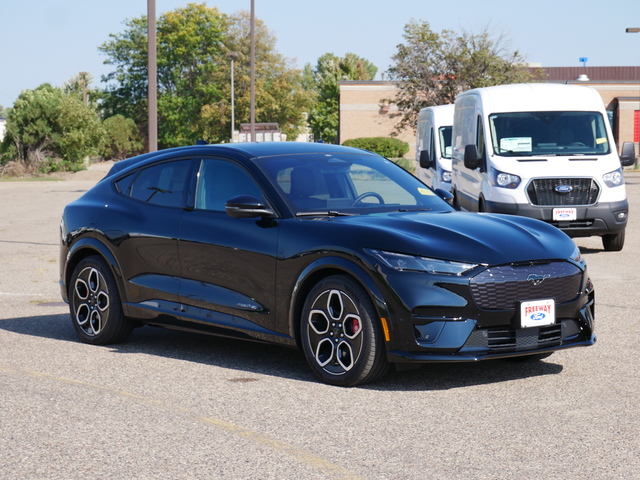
xmin=328 ymin=211 xmax=576 ymax=266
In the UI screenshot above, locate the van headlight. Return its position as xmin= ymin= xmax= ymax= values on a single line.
xmin=441 ymin=169 xmax=452 ymax=183
xmin=491 ymin=167 xmax=521 ymax=189
xmin=366 ymin=249 xmax=478 ymax=276
xmin=603 ymin=168 xmax=624 ymax=187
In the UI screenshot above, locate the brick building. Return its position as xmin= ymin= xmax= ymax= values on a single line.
xmin=339 ymin=67 xmax=640 ymax=161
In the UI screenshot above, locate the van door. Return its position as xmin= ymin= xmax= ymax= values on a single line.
xmin=457 ymin=114 xmax=486 ymax=211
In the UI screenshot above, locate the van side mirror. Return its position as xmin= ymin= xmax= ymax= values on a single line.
xmin=620 ymin=142 xmax=637 ymax=167
xmin=419 ymin=150 xmax=432 ymax=169
xmin=464 ymin=145 xmax=481 ymax=170
xmin=225 ymin=194 xmax=275 ymax=218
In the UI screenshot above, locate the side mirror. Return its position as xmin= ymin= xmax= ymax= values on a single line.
xmin=464 ymin=144 xmax=481 ymax=170
xmin=225 ymin=194 xmax=274 ymax=219
xmin=434 ymin=188 xmax=454 ymax=205
xmin=419 ymin=150 xmax=432 ymax=169
xmin=620 ymin=142 xmax=637 ymax=167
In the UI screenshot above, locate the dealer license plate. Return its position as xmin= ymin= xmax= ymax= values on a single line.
xmin=520 ymin=299 xmax=555 ymax=328
xmin=553 ymin=208 xmax=576 ymax=221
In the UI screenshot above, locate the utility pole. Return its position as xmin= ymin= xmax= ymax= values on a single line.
xmin=227 ymin=51 xmax=238 ymax=142
xmin=250 ymin=0 xmax=256 ymax=142
xmin=148 ymin=0 xmax=158 ymax=152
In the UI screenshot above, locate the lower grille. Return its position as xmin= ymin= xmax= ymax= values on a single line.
xmin=527 ymin=178 xmax=599 ymax=206
xmin=465 ymin=323 xmax=563 ymax=352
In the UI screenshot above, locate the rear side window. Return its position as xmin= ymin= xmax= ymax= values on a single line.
xmin=124 ymin=160 xmax=192 ymax=207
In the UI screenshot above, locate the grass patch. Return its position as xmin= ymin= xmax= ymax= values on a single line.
xmin=0 ymin=175 xmax=64 ymax=182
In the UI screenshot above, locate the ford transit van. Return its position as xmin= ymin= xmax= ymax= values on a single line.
xmin=415 ymin=104 xmax=455 ymax=191
xmin=451 ymin=83 xmax=636 ymax=251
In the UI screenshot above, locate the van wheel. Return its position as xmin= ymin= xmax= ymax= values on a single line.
xmin=452 ymin=189 xmax=460 ymax=210
xmin=602 ymin=231 xmax=625 ymax=251
xmin=478 ymin=196 xmax=486 ymax=212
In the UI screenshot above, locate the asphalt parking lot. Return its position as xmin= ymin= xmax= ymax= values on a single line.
xmin=1 ymin=165 xmax=639 ymax=480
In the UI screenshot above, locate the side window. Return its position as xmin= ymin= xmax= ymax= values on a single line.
xmin=129 ymin=160 xmax=191 ymax=207
xmin=115 ymin=172 xmax=135 ymax=195
xmin=195 ymin=159 xmax=262 ymax=212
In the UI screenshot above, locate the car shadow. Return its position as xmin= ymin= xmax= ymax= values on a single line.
xmin=1 ymin=313 xmax=563 ymax=391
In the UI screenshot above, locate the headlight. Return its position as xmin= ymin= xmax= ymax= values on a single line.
xmin=366 ymin=249 xmax=478 ymax=276
xmin=603 ymin=168 xmax=624 ymax=187
xmin=490 ymin=167 xmax=520 ymax=189
xmin=440 ymin=169 xmax=452 ymax=183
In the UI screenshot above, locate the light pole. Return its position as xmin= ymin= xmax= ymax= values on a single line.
xmin=627 ymin=28 xmax=639 ymax=155
xmin=227 ymin=51 xmax=238 ymax=142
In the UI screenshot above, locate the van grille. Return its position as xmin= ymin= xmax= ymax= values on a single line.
xmin=526 ymin=178 xmax=599 ymax=206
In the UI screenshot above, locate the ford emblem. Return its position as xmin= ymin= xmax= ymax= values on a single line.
xmin=555 ymin=185 xmax=573 ymax=194
xmin=531 ymin=312 xmax=547 ymax=321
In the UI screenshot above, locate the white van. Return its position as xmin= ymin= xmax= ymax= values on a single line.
xmin=451 ymin=83 xmax=636 ymax=251
xmin=415 ymin=104 xmax=455 ymax=192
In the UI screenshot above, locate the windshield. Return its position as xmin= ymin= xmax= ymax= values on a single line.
xmin=439 ymin=126 xmax=453 ymax=159
xmin=488 ymin=111 xmax=611 ymax=156
xmin=258 ymin=153 xmax=453 ymax=216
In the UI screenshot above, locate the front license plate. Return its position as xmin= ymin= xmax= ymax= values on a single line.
xmin=553 ymin=208 xmax=576 ymax=221
xmin=520 ymin=299 xmax=555 ymax=328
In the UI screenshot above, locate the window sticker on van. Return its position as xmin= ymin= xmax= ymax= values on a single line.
xmin=596 ymin=138 xmax=607 ymax=145
xmin=500 ymin=137 xmax=532 ymax=152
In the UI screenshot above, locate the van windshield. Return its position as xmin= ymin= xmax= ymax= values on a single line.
xmin=488 ymin=111 xmax=611 ymax=156
xmin=439 ymin=126 xmax=453 ymax=159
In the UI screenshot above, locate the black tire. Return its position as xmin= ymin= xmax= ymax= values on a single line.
xmin=300 ymin=275 xmax=389 ymax=387
xmin=69 ymin=256 xmax=133 ymax=345
xmin=452 ymin=189 xmax=460 ymax=211
xmin=505 ymin=352 xmax=554 ymax=362
xmin=602 ymin=231 xmax=625 ymax=252
xmin=478 ymin=196 xmax=486 ymax=213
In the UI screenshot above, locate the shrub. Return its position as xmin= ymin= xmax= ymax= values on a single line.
xmin=342 ymin=137 xmax=409 ymax=158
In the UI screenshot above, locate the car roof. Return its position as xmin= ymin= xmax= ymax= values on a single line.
xmin=105 ymin=142 xmax=374 ymax=179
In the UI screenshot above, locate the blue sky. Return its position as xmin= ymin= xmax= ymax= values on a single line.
xmin=1 ymin=0 xmax=639 ymax=107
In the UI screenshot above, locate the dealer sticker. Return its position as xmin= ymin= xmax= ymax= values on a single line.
xmin=553 ymin=208 xmax=576 ymax=221
xmin=520 ymin=299 xmax=555 ymax=328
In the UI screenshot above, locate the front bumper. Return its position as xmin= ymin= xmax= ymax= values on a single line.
xmin=484 ymin=199 xmax=628 ymax=237
xmin=378 ymin=260 xmax=595 ymax=364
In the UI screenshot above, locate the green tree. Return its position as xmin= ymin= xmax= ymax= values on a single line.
xmin=387 ymin=21 xmax=539 ymax=133
xmin=100 ymin=3 xmax=227 ymax=148
xmin=101 ymin=114 xmax=144 ymax=160
xmin=100 ymin=5 xmax=313 ymax=147
xmin=1 ymin=83 xmax=104 ymax=171
xmin=199 ymin=10 xmax=314 ymax=143
xmin=305 ymin=53 xmax=378 ymax=143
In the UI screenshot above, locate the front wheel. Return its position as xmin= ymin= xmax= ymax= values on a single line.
xmin=602 ymin=231 xmax=625 ymax=251
xmin=69 ymin=256 xmax=133 ymax=345
xmin=300 ymin=275 xmax=388 ymax=387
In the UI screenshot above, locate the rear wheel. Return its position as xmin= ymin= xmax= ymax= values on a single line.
xmin=300 ymin=275 xmax=388 ymax=387
xmin=602 ymin=231 xmax=625 ymax=251
xmin=69 ymin=256 xmax=133 ymax=345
